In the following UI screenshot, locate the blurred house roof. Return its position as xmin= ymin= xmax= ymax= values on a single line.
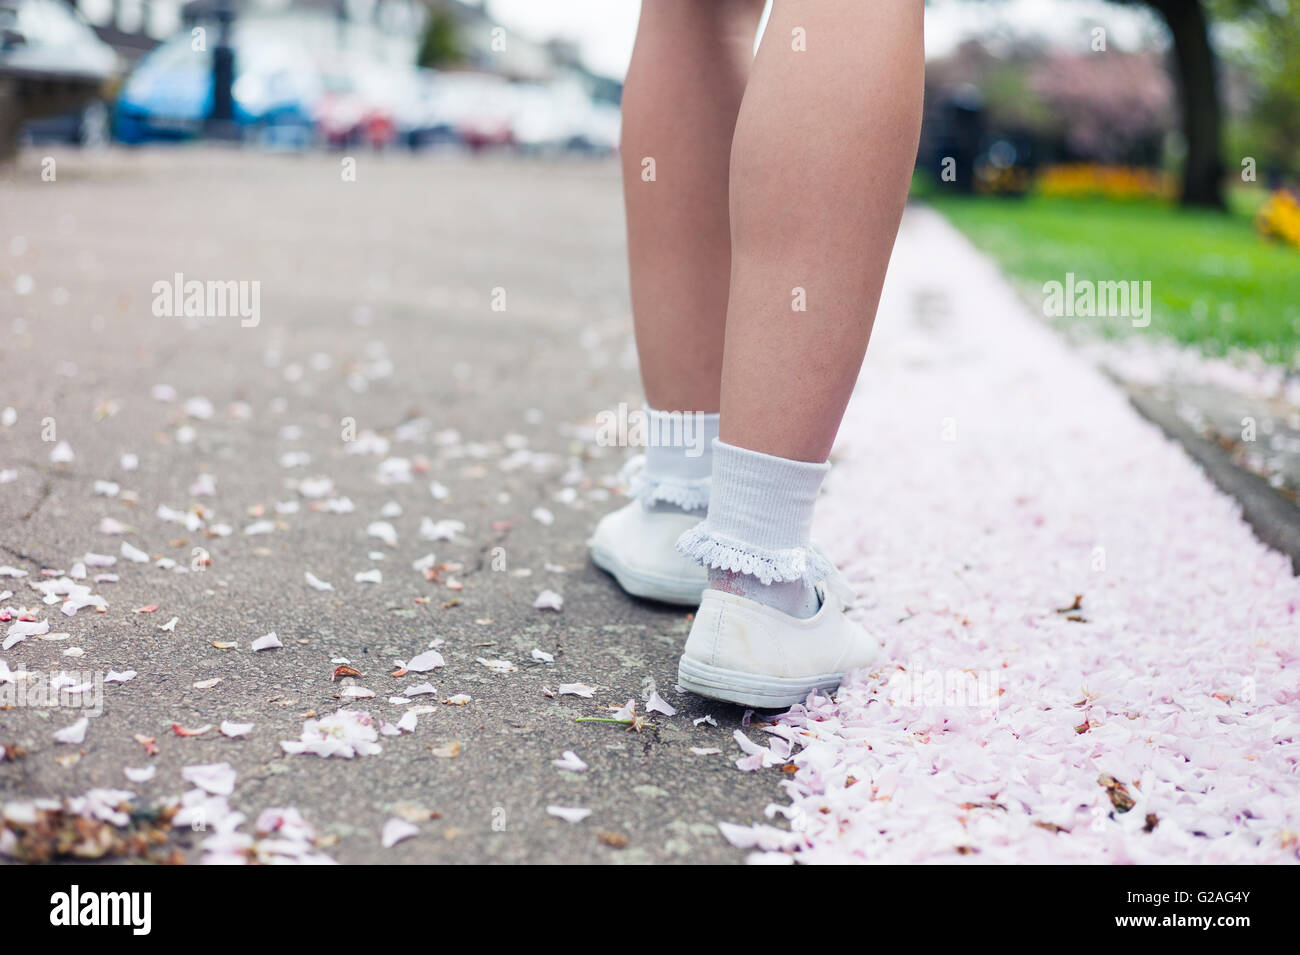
xmin=431 ymin=0 xmax=621 ymax=100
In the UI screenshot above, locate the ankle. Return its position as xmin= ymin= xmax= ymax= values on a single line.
xmin=708 ymin=568 xmax=821 ymax=619
xmin=629 ymin=405 xmax=718 ymax=514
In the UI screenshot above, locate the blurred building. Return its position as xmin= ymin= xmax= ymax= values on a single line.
xmin=61 ymin=0 xmax=426 ymax=64
xmin=431 ymin=0 xmax=621 ymax=103
xmin=544 ymin=36 xmax=621 ymax=107
xmin=182 ymin=0 xmax=425 ymax=64
xmin=66 ymin=0 xmax=183 ymax=62
xmin=62 ymin=0 xmax=620 ymax=103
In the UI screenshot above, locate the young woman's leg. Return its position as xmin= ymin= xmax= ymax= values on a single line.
xmin=591 ymin=0 xmax=766 ymax=606
xmin=721 ymin=0 xmax=925 ymax=460
xmin=677 ymin=0 xmax=925 ymax=705
xmin=621 ymin=0 xmax=766 ymax=413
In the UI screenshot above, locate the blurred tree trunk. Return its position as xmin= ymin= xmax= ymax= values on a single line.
xmin=1146 ymin=0 xmax=1226 ymax=208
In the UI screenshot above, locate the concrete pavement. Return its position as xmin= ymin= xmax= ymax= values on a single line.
xmin=0 ymin=147 xmax=776 ymax=864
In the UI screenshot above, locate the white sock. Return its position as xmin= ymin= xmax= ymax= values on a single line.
xmin=630 ymin=406 xmax=719 ymax=516
xmin=677 ymin=439 xmax=829 ymax=619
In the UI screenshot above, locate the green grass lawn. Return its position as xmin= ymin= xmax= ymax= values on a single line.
xmin=924 ymin=188 xmax=1300 ymax=364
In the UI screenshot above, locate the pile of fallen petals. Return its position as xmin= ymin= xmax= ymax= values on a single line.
xmin=719 ymin=211 xmax=1300 ymax=864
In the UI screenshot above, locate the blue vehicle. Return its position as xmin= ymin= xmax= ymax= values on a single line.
xmin=114 ymin=24 xmax=321 ymax=146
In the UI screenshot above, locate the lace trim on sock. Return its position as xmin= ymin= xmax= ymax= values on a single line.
xmin=675 ymin=521 xmax=809 ymax=585
xmin=629 ymin=472 xmax=710 ymax=511
xmin=619 ymin=454 xmax=710 ymax=511
xmin=676 ymin=521 xmax=857 ymax=603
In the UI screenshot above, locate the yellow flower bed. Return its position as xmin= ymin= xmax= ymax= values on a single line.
xmin=974 ymin=162 xmax=1032 ymax=196
xmin=1036 ymin=164 xmax=1176 ymax=201
xmin=1255 ymin=189 xmax=1300 ymax=252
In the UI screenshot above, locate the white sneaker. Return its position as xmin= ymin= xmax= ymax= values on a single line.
xmin=677 ymin=587 xmax=879 ymax=708
xmin=588 ymin=500 xmax=709 ymax=606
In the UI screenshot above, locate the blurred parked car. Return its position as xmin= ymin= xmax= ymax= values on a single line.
xmin=506 ymin=82 xmax=573 ymax=154
xmin=433 ymin=71 xmax=514 ymax=151
xmin=114 ymin=22 xmax=320 ymax=146
xmin=566 ymin=94 xmax=620 ymax=155
xmin=507 ymin=80 xmax=620 ymax=156
xmin=394 ymin=69 xmax=458 ymax=150
xmin=2 ymin=0 xmax=118 ymax=151
xmin=314 ymin=58 xmax=402 ymax=150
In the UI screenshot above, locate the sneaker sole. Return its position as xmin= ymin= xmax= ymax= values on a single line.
xmin=590 ymin=545 xmax=705 ymax=607
xmin=677 ymin=654 xmax=845 ymax=709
